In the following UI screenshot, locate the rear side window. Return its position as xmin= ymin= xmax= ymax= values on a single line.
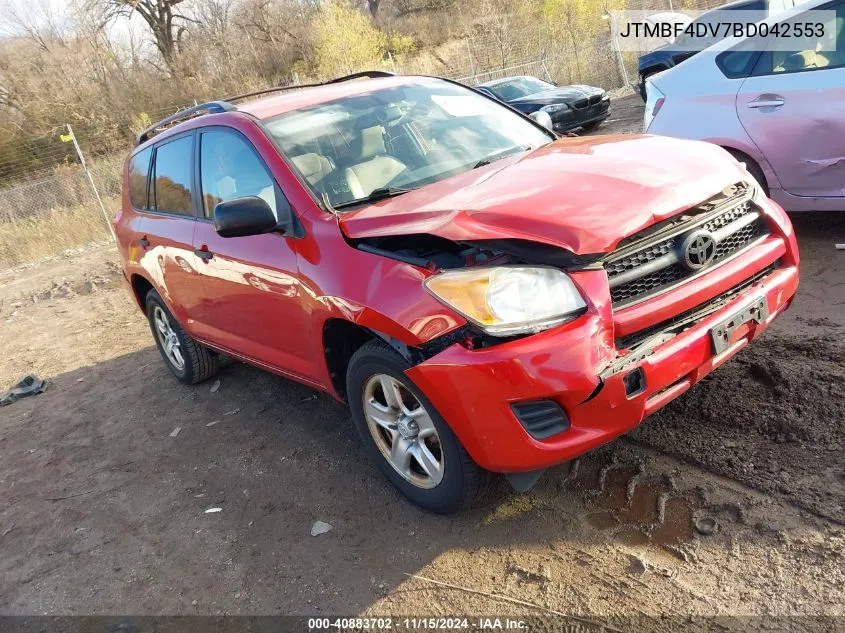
xmin=128 ymin=148 xmax=152 ymax=209
xmin=152 ymin=136 xmax=194 ymax=215
xmin=716 ymin=49 xmax=762 ymax=78
xmin=199 ymin=130 xmax=280 ymax=219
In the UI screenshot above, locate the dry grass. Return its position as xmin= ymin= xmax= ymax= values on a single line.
xmin=0 ymin=200 xmax=116 ymax=269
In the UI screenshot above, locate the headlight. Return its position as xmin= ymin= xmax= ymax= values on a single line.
xmin=541 ymin=103 xmax=569 ymax=114
xmin=425 ymin=266 xmax=587 ymax=336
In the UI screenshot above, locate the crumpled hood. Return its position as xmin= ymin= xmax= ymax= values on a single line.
xmin=338 ymin=135 xmax=750 ymax=255
xmin=510 ymin=85 xmax=603 ymax=106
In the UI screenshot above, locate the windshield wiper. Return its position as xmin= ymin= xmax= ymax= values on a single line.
xmin=332 ymin=186 xmax=411 ymax=210
xmin=473 ymin=145 xmax=532 ymax=169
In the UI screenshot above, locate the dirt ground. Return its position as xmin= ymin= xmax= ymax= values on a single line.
xmin=1 ymin=95 xmax=844 ymax=629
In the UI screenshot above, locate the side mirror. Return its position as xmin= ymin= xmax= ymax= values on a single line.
xmin=530 ymin=110 xmax=554 ymax=132
xmin=213 ymin=196 xmax=279 ymax=238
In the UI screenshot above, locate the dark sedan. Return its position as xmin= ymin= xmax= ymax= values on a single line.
xmin=476 ymin=76 xmax=610 ymax=134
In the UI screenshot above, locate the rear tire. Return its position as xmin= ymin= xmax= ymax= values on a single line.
xmin=346 ymin=339 xmax=486 ymax=513
xmin=145 ymin=290 xmax=219 ymax=385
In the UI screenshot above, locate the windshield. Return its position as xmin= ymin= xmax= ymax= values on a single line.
xmin=264 ymin=78 xmax=553 ymax=209
xmin=486 ymin=77 xmax=556 ymax=100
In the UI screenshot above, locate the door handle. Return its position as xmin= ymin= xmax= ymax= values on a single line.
xmin=747 ymin=98 xmax=784 ymax=109
xmin=138 ymin=236 xmax=150 ymax=249
xmin=194 ymin=247 xmax=214 ymax=261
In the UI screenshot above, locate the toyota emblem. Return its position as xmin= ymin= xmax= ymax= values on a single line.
xmin=681 ymin=230 xmax=717 ymax=270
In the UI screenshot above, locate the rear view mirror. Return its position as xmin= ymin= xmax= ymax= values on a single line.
xmin=530 ymin=110 xmax=554 ymax=132
xmin=213 ymin=196 xmax=278 ymax=238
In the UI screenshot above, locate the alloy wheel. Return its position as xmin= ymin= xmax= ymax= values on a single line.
xmin=362 ymin=373 xmax=444 ymax=489
xmin=152 ymin=305 xmax=185 ymax=372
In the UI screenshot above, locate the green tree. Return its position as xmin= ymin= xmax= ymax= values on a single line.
xmin=313 ymin=0 xmax=388 ymax=77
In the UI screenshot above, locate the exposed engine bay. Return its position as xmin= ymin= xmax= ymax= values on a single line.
xmin=352 ymin=233 xmax=602 ymax=271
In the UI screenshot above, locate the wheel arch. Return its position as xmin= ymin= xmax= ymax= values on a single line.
xmin=129 ymin=273 xmax=155 ymax=311
xmin=322 ymin=318 xmax=427 ymax=402
xmin=640 ymin=63 xmax=669 ymax=77
xmin=716 ymin=143 xmax=776 ymax=194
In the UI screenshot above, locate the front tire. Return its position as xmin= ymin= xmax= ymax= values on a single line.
xmin=145 ymin=290 xmax=218 ymax=385
xmin=346 ymin=339 xmax=485 ymax=513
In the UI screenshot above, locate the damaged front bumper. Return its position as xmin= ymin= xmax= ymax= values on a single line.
xmin=406 ymin=254 xmax=798 ymax=474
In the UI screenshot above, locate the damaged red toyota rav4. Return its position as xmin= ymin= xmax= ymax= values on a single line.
xmin=115 ymin=72 xmax=799 ymax=513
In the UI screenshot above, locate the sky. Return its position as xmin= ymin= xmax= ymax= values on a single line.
xmin=0 ymin=0 xmax=144 ymax=42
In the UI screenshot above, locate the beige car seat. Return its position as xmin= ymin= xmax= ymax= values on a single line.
xmin=344 ymin=126 xmax=407 ymax=199
xmin=817 ymin=15 xmax=845 ymax=67
xmin=290 ymin=153 xmax=334 ymax=186
xmin=776 ymin=15 xmax=845 ymax=70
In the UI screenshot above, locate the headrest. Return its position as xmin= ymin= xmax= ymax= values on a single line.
xmin=358 ymin=126 xmax=386 ymax=160
xmin=290 ymin=153 xmax=332 ymax=185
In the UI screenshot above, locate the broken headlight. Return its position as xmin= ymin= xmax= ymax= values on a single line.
xmin=425 ymin=266 xmax=586 ymax=336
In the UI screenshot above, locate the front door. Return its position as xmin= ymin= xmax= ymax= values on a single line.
xmin=190 ymin=127 xmax=313 ymax=381
xmin=736 ymin=1 xmax=845 ymax=198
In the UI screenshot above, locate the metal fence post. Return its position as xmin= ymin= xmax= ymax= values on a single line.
xmin=66 ymin=124 xmax=116 ymax=241
xmin=466 ymin=38 xmax=477 ymax=83
xmin=608 ymin=15 xmax=631 ymax=89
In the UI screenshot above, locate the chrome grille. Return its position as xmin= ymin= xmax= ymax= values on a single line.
xmin=704 ymin=204 xmax=753 ymax=231
xmin=605 ymin=238 xmax=675 ymax=276
xmin=612 ymin=264 xmax=687 ymax=302
xmin=713 ymin=220 xmax=758 ymax=259
xmin=616 ymin=263 xmax=778 ymax=350
xmin=606 ymin=195 xmax=769 ymax=307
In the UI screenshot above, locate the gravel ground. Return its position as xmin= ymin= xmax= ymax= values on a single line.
xmin=0 ymin=95 xmax=843 ymax=628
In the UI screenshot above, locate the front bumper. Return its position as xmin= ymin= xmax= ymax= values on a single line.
xmin=407 ymin=210 xmax=798 ymax=473
xmin=552 ymin=99 xmax=610 ymax=132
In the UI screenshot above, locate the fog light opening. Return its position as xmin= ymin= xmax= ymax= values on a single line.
xmin=624 ymin=367 xmax=647 ymax=398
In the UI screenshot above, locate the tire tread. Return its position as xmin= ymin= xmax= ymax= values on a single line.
xmin=145 ymin=290 xmax=218 ymax=385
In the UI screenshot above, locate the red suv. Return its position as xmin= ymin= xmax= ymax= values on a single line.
xmin=115 ymin=72 xmax=799 ymax=513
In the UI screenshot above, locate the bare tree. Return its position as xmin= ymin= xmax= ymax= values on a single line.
xmin=86 ymin=0 xmax=198 ymax=73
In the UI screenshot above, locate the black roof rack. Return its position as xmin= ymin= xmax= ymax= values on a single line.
xmin=225 ymin=70 xmax=395 ymax=104
xmin=136 ymin=101 xmax=236 ymax=146
xmin=135 ymin=71 xmax=396 ymax=146
xmin=325 ymin=70 xmax=395 ymax=83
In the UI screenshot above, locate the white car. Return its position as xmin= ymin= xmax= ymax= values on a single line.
xmin=645 ymin=0 xmax=845 ymax=211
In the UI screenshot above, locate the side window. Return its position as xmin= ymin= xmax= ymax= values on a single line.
xmin=199 ymin=130 xmax=279 ymax=219
xmin=753 ymin=3 xmax=845 ymax=75
xmin=127 ymin=148 xmax=152 ymax=209
xmin=716 ymin=49 xmax=762 ymax=78
xmin=152 ymin=136 xmax=194 ymax=215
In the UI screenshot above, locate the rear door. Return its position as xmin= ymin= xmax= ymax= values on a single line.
xmin=119 ymin=147 xmax=153 ymax=268
xmin=736 ymin=1 xmax=845 ymax=197
xmin=190 ymin=126 xmax=312 ymax=380
xmin=141 ymin=132 xmax=204 ymax=326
